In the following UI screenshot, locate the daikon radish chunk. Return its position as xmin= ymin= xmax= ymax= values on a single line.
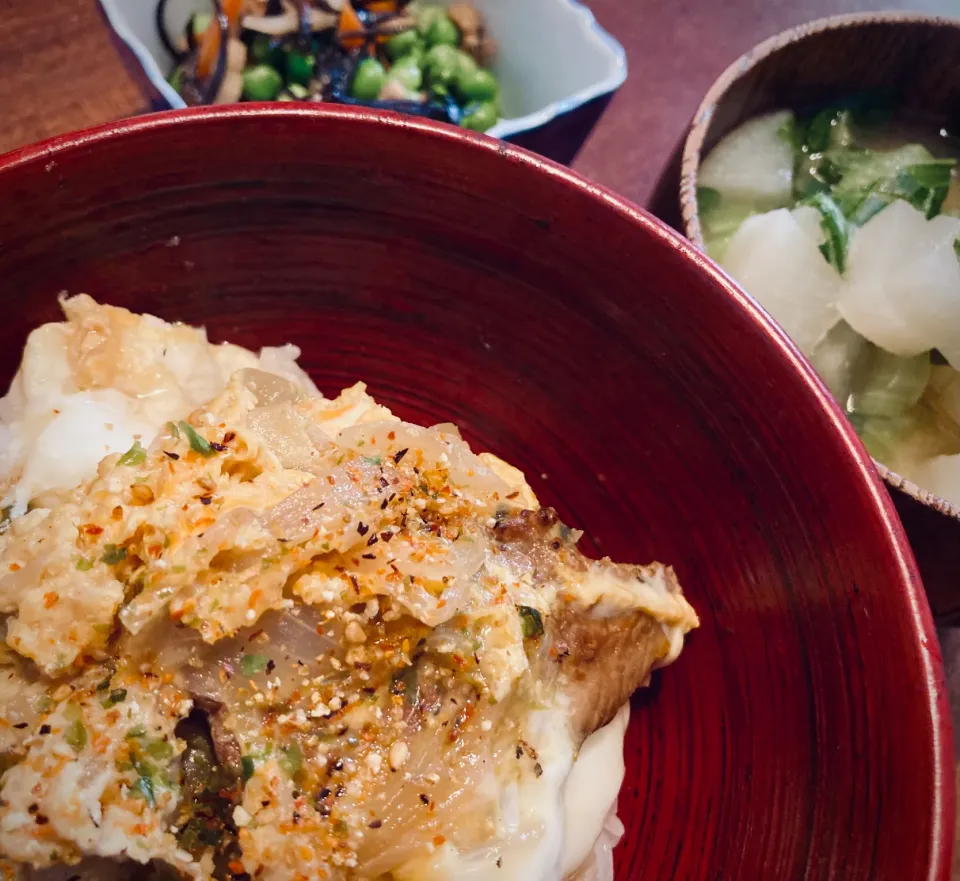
xmin=698 ymin=111 xmax=795 ymax=209
xmin=905 ymin=453 xmax=960 ymax=508
xmin=721 ymin=206 xmax=841 ymax=353
xmin=839 ymin=200 xmax=960 ymax=358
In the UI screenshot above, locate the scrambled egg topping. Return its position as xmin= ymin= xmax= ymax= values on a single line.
xmin=0 ymin=299 xmax=697 ymax=880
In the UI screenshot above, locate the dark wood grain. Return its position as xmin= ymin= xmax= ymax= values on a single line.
xmin=0 ymin=104 xmax=951 ymax=880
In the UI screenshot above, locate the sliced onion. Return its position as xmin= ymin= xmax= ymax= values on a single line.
xmin=263 ymin=456 xmax=403 ymax=547
xmin=351 ymin=530 xmax=485 ymax=626
xmin=239 ymin=368 xmax=302 ymax=407
xmin=257 ymin=346 xmax=322 ymax=397
xmin=246 ymin=403 xmax=333 ymax=473
xmin=337 ymin=421 xmax=511 ymax=511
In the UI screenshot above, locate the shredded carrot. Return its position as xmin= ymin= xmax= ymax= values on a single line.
xmin=196 ymin=0 xmax=244 ymax=79
xmin=338 ymin=1 xmax=366 ymax=51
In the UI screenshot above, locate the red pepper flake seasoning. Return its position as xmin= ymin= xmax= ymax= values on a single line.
xmin=327 ymin=476 xmax=336 ymax=486
xmin=8 ymin=563 xmax=19 ymax=573
xmin=83 ymin=524 xmax=104 ymax=536
xmin=387 ymin=431 xmax=396 ymax=440
xmin=433 ymin=835 xmax=446 ymax=847
xmin=43 ymin=592 xmax=59 ymax=609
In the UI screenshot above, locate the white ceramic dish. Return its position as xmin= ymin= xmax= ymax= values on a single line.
xmin=98 ymin=0 xmax=627 ymax=141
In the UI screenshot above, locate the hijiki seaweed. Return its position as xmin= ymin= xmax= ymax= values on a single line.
xmin=158 ymin=0 xmax=500 ymax=130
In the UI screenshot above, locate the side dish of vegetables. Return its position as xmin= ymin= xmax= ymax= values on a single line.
xmin=161 ymin=0 xmax=501 ymax=132
xmin=698 ymin=107 xmax=960 ymax=504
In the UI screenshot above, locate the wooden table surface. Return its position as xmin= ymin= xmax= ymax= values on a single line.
xmin=2 ymin=0 xmax=960 ymax=869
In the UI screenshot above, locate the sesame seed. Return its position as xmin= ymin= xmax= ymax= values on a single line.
xmin=388 ymin=741 xmax=409 ymax=771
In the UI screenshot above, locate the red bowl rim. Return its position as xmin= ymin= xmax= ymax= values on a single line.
xmin=0 ymin=103 xmax=952 ymax=877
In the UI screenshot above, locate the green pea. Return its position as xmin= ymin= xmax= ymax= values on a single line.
xmin=242 ymin=64 xmax=283 ymax=101
xmin=424 ymin=44 xmax=460 ymax=87
xmin=288 ymin=82 xmax=310 ymax=100
xmin=455 ymin=49 xmax=477 ymax=76
xmin=404 ymin=43 xmax=426 ymax=67
xmin=388 ymin=56 xmax=423 ymax=92
xmin=457 ymin=67 xmax=498 ymax=102
xmin=425 ymin=15 xmax=459 ymax=48
xmin=385 ymin=29 xmax=420 ymax=61
xmin=350 ymin=58 xmax=387 ymax=101
xmin=286 ymin=51 xmax=314 ymax=86
xmin=416 ymin=5 xmax=446 ymax=36
xmin=461 ymin=101 xmax=498 ymax=133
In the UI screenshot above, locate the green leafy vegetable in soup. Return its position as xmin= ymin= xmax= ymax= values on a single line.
xmin=698 ymin=104 xmax=960 ymax=505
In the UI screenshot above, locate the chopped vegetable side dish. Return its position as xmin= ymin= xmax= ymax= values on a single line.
xmin=699 ymin=106 xmax=960 ymax=505
xmin=161 ymin=0 xmax=501 ymax=131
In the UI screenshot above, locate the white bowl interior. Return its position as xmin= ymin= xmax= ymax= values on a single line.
xmin=100 ymin=0 xmax=626 ymax=137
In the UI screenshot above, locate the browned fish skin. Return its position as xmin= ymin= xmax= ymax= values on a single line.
xmin=548 ymin=609 xmax=670 ymax=740
xmin=493 ymin=506 xmax=678 ymax=740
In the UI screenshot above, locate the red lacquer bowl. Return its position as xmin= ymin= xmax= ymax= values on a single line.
xmin=0 ymin=106 xmax=951 ymax=880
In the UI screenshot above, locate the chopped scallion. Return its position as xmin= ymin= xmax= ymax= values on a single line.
xmin=178 ymin=421 xmax=215 ymax=457
xmin=240 ymin=653 xmax=269 ymax=677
